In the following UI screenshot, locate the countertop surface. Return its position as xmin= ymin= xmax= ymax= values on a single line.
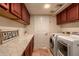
xmin=0 ymin=34 xmax=34 ymax=56
xmin=57 ymin=35 xmax=79 ymax=45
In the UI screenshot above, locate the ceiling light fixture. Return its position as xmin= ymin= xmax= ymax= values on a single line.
xmin=44 ymin=4 xmax=50 ymax=9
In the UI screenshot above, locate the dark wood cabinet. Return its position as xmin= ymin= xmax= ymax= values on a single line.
xmin=61 ymin=9 xmax=67 ymax=24
xmin=25 ymin=44 xmax=30 ymax=56
xmin=21 ymin=4 xmax=27 ymax=23
xmin=32 ymin=37 xmax=34 ymax=52
xmin=57 ymin=7 xmax=67 ymax=25
xmin=21 ymin=4 xmax=30 ymax=25
xmin=10 ymin=3 xmax=22 ymax=19
xmin=30 ymin=37 xmax=34 ymax=56
xmin=56 ymin=3 xmax=79 ymax=25
xmin=23 ymin=36 xmax=34 ymax=56
xmin=56 ymin=13 xmax=61 ymax=25
xmin=0 ymin=3 xmax=9 ymax=10
xmin=0 ymin=3 xmax=18 ymax=20
xmin=67 ymin=4 xmax=78 ymax=22
xmin=29 ymin=40 xmax=33 ymax=56
xmin=0 ymin=3 xmax=30 ymax=25
xmin=25 ymin=8 xmax=30 ymax=25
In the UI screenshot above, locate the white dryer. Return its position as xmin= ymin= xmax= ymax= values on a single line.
xmin=50 ymin=33 xmax=61 ymax=55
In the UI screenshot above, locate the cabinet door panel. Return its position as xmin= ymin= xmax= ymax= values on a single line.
xmin=25 ymin=41 xmax=33 ymax=56
xmin=11 ymin=3 xmax=22 ymax=19
xmin=61 ymin=9 xmax=67 ymax=23
xmin=67 ymin=4 xmax=78 ymax=22
xmin=0 ymin=3 xmax=9 ymax=10
xmin=25 ymin=45 xmax=30 ymax=56
xmin=26 ymin=9 xmax=30 ymax=25
xmin=22 ymin=4 xmax=30 ymax=25
xmin=29 ymin=41 xmax=33 ymax=56
xmin=23 ymin=36 xmax=34 ymax=56
xmin=56 ymin=13 xmax=61 ymax=25
xmin=21 ymin=4 xmax=27 ymax=24
xmin=32 ymin=37 xmax=34 ymax=52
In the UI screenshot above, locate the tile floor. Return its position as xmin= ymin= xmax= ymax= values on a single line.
xmin=32 ymin=48 xmax=53 ymax=56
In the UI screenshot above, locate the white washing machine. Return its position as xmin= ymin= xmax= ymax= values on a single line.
xmin=50 ymin=33 xmax=63 ymax=56
xmin=57 ymin=34 xmax=79 ymax=56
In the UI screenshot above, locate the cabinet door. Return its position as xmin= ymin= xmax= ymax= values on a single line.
xmin=0 ymin=3 xmax=9 ymax=10
xmin=11 ymin=3 xmax=22 ymax=19
xmin=22 ymin=4 xmax=30 ymax=25
xmin=21 ymin=4 xmax=27 ymax=24
xmin=61 ymin=9 xmax=67 ymax=24
xmin=32 ymin=36 xmax=34 ymax=52
xmin=24 ymin=37 xmax=34 ymax=56
xmin=29 ymin=37 xmax=34 ymax=56
xmin=25 ymin=41 xmax=33 ymax=56
xmin=26 ymin=9 xmax=30 ymax=25
xmin=56 ymin=13 xmax=61 ymax=25
xmin=25 ymin=45 xmax=30 ymax=56
xmin=67 ymin=4 xmax=78 ymax=22
xmin=29 ymin=41 xmax=33 ymax=56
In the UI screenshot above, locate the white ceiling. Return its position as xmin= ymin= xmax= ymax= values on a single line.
xmin=25 ymin=3 xmax=71 ymax=15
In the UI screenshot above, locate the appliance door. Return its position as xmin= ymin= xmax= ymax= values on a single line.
xmin=49 ymin=37 xmax=54 ymax=54
xmin=57 ymin=41 xmax=68 ymax=56
xmin=50 ymin=37 xmax=54 ymax=48
xmin=53 ymin=35 xmax=58 ymax=56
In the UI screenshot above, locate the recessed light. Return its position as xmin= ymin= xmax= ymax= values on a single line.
xmin=44 ymin=4 xmax=50 ymax=9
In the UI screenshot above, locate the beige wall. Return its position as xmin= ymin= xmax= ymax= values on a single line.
xmin=61 ymin=21 xmax=79 ymax=32
xmin=25 ymin=16 xmax=35 ymax=34
xmin=49 ymin=16 xmax=61 ymax=34
xmin=0 ymin=16 xmax=25 ymax=40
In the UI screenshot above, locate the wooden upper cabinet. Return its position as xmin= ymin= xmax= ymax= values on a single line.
xmin=0 ymin=3 xmax=9 ymax=10
xmin=26 ymin=9 xmax=30 ymax=25
xmin=0 ymin=3 xmax=18 ymax=20
xmin=0 ymin=3 xmax=30 ymax=25
xmin=21 ymin=4 xmax=30 ymax=25
xmin=67 ymin=4 xmax=79 ymax=22
xmin=22 ymin=4 xmax=27 ymax=23
xmin=56 ymin=3 xmax=79 ymax=25
xmin=57 ymin=9 xmax=67 ymax=25
xmin=61 ymin=9 xmax=67 ymax=24
xmin=10 ymin=3 xmax=22 ymax=19
xmin=56 ymin=13 xmax=61 ymax=25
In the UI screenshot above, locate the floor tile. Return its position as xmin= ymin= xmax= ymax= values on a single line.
xmin=32 ymin=48 xmax=53 ymax=56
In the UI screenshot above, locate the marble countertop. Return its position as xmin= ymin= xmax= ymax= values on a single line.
xmin=0 ymin=34 xmax=34 ymax=56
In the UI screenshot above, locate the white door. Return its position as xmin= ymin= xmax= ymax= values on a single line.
xmin=34 ymin=16 xmax=50 ymax=49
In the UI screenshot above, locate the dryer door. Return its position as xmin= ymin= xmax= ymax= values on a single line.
xmin=50 ymin=37 xmax=54 ymax=49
